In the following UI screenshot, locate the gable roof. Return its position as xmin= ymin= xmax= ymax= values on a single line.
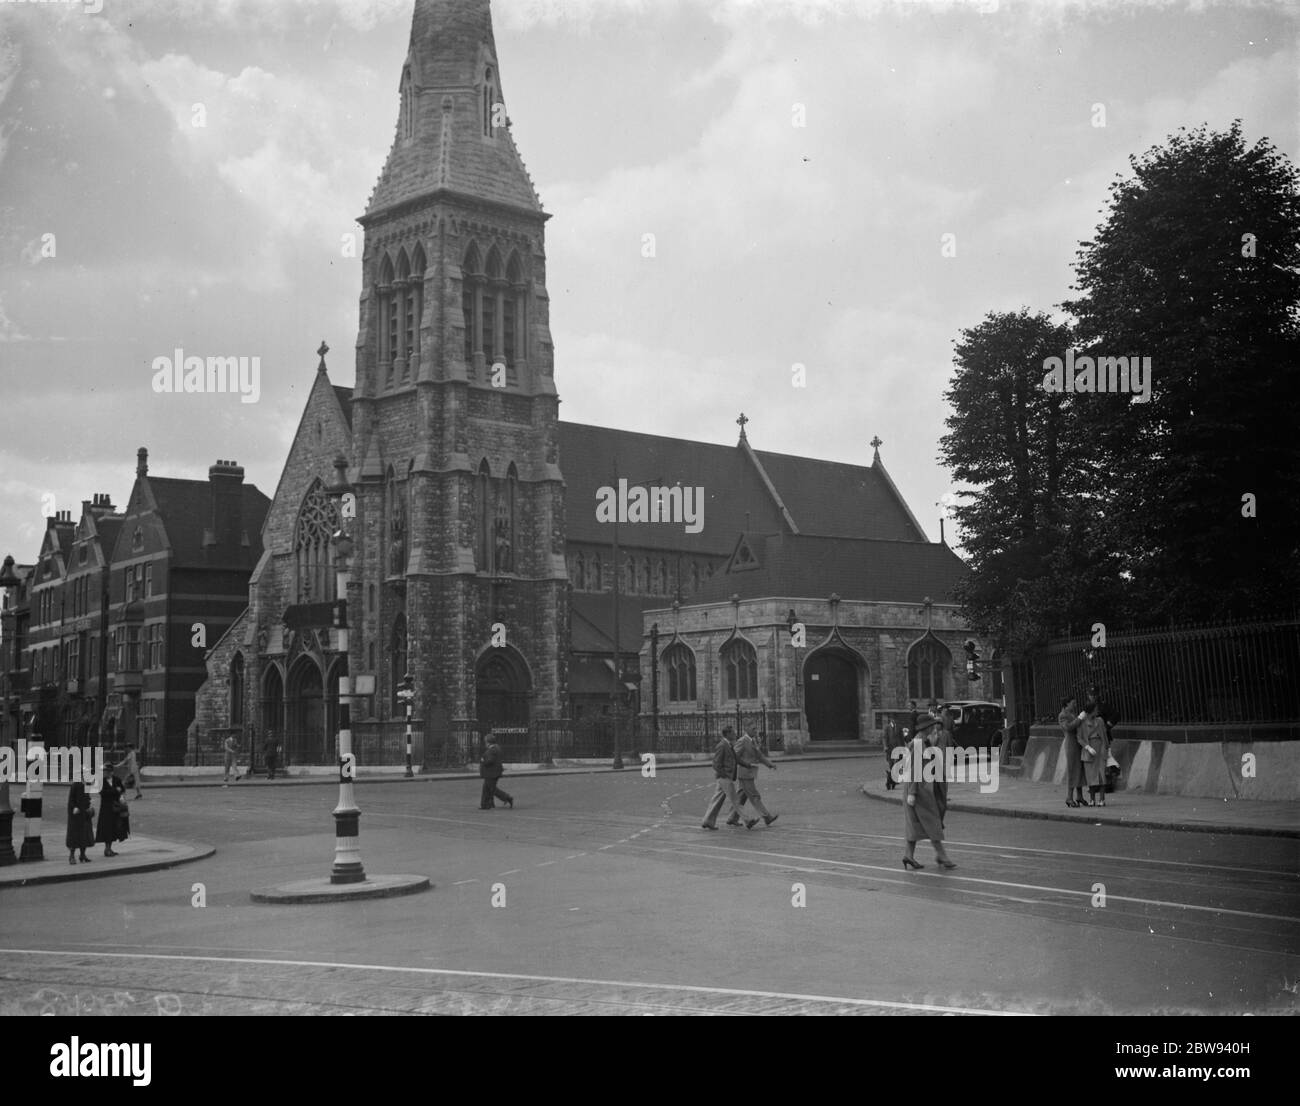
xmin=333 ymin=385 xmax=354 ymax=430
xmin=688 ymin=532 xmax=969 ymax=606
xmin=558 ymin=422 xmax=927 ymax=555
xmin=132 ymin=477 xmax=270 ymax=567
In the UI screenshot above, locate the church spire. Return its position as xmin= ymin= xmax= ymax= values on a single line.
xmin=364 ymin=0 xmax=543 ymax=220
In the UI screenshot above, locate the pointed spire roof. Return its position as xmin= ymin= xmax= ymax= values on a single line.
xmin=364 ymin=0 xmax=544 ymax=220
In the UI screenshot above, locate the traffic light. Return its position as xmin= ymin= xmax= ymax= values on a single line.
xmin=964 ymin=638 xmax=980 ymax=680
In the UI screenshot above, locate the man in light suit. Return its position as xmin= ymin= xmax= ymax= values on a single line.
xmin=727 ymin=728 xmax=778 ymax=826
xmin=702 ymin=726 xmax=754 ymax=830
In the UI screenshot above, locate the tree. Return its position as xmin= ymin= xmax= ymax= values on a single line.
xmin=1063 ymin=122 xmax=1300 ymax=622
xmin=940 ymin=309 xmax=1126 ymax=654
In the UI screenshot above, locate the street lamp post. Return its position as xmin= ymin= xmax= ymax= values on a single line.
xmin=325 ymin=455 xmax=364 ymax=885
xmin=398 ymin=672 xmax=415 ymax=778
xmin=0 ymin=555 xmax=21 ymax=866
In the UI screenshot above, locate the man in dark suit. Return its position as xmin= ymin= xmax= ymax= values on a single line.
xmin=479 ymin=733 xmax=514 ymax=810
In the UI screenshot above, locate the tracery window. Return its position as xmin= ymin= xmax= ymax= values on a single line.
xmin=722 ymin=638 xmax=758 ymax=701
xmin=663 ymin=643 xmax=696 ymax=703
xmin=907 ymin=636 xmax=951 ymax=703
xmin=294 ymin=481 xmax=339 ymax=602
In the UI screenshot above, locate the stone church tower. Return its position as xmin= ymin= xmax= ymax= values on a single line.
xmin=350 ymin=0 xmax=567 ymax=729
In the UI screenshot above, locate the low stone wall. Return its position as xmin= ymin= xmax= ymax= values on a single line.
xmin=1020 ymin=725 xmax=1300 ymax=801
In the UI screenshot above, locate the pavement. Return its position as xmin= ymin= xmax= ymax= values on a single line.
xmin=0 ymin=834 xmax=214 ymax=888
xmin=861 ymin=760 xmax=1300 ymax=838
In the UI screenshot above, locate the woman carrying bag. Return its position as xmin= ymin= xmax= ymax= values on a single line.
xmin=1077 ymin=700 xmax=1109 ymax=807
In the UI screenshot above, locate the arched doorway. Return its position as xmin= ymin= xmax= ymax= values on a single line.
xmin=287 ymin=657 xmax=325 ymax=763
xmin=475 ymin=647 xmax=530 ymax=728
xmin=262 ymin=665 xmax=284 ymax=743
xmin=804 ymin=647 xmax=864 ymax=741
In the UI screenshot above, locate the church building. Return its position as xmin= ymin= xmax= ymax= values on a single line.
xmin=194 ymin=0 xmax=981 ymax=762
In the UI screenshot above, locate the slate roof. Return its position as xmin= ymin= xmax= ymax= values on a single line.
xmin=144 ymin=478 xmax=271 ymax=566
xmin=558 ymin=422 xmax=926 ymax=555
xmin=571 ymin=592 xmax=649 ymax=655
xmin=365 ymin=0 xmax=543 ymax=219
xmin=687 ymin=532 xmax=969 ymax=606
xmin=333 ymin=386 xmax=354 ymax=430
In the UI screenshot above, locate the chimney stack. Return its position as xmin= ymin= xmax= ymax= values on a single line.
xmin=208 ymin=459 xmax=246 ymax=554
xmin=137 ymin=447 xmax=149 ymax=478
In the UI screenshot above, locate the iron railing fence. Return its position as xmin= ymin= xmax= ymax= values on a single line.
xmin=1030 ymin=619 xmax=1299 ymax=728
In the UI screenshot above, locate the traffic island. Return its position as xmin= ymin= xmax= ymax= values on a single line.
xmin=250 ymin=873 xmax=432 ymax=904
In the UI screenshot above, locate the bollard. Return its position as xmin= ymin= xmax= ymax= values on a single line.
xmin=19 ymin=737 xmax=44 ymax=862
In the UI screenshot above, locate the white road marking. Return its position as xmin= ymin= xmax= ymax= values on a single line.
xmin=0 ymin=948 xmax=1031 ymax=1016
xmin=655 ymin=842 xmax=1299 ymax=924
xmin=452 ymin=879 xmax=479 ymax=886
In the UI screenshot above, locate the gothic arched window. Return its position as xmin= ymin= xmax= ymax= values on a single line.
xmin=475 ymin=460 xmax=491 ymax=572
xmin=405 ymin=245 xmax=425 ymax=380
xmin=573 ymin=552 xmax=586 ymax=590
xmin=483 ymin=247 xmax=501 ymax=364
xmin=390 ymin=614 xmax=408 ymax=717
xmin=294 ymin=481 xmax=338 ymax=602
xmin=462 ymin=242 xmax=481 ymax=366
xmin=493 ymin=463 xmax=516 ymax=574
xmin=663 ymin=642 xmax=696 ymax=703
xmin=656 ymin=560 xmax=669 ymax=596
xmin=378 ymin=253 xmax=397 ymax=389
xmin=907 ymin=635 xmax=951 ymax=704
xmin=229 ymin=653 xmax=245 ymax=728
xmin=386 ymin=467 xmax=406 ymax=577
xmin=722 ymin=637 xmax=758 ymax=701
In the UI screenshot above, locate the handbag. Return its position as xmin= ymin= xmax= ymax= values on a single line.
xmin=1106 ymin=752 xmax=1119 ymax=770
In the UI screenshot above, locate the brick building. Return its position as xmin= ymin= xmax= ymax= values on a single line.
xmin=193 ymin=0 xmax=979 ymax=761
xmin=95 ymin=449 xmax=268 ymax=761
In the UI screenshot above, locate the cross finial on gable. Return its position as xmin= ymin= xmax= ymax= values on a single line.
xmin=317 ymin=340 xmax=330 ymax=374
xmin=736 ymin=412 xmax=749 ymax=441
xmin=870 ymin=435 xmax=883 ymax=456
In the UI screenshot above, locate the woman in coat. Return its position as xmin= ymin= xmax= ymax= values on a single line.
xmin=65 ymin=782 xmax=95 ymax=865
xmin=902 ymin=734 xmax=957 ymax=870
xmin=1077 ymin=700 xmax=1109 ymax=807
xmin=95 ymin=775 xmax=127 ymax=856
xmin=1058 ymin=696 xmax=1086 ymax=807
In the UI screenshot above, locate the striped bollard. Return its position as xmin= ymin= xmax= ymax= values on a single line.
xmin=19 ymin=737 xmax=44 ymax=862
xmin=329 ymin=569 xmax=364 ymax=885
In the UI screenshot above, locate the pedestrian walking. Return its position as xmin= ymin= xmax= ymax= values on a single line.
xmin=116 ymin=742 xmax=143 ymax=799
xmin=96 ymin=774 xmax=128 ymax=857
xmin=222 ymin=733 xmax=242 ymax=786
xmin=479 ymin=732 xmax=514 ymax=809
xmin=726 ymin=728 xmax=778 ymax=826
xmin=65 ymin=781 xmax=95 ymax=865
xmin=1078 ymin=700 xmax=1109 ymax=807
xmin=263 ymin=730 xmax=281 ymax=780
xmin=901 ymin=734 xmax=956 ymax=870
xmin=883 ymin=717 xmax=904 ymax=790
xmin=702 ymin=726 xmax=754 ymax=830
xmin=1058 ymin=696 xmax=1086 ymax=807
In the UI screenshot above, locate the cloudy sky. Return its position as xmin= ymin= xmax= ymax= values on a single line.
xmin=0 ymin=0 xmax=1294 ymax=564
